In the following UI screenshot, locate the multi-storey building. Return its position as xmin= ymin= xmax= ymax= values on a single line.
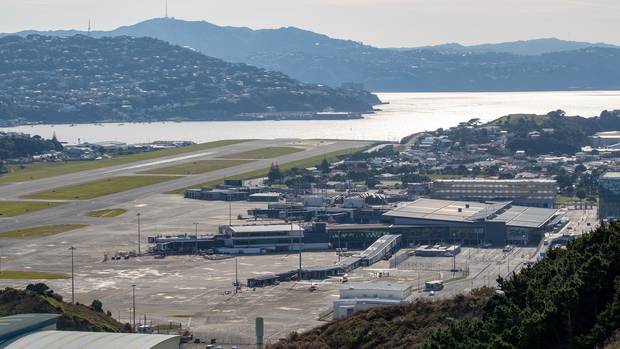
xmin=599 ymin=172 xmax=620 ymax=219
xmin=431 ymin=179 xmax=557 ymax=208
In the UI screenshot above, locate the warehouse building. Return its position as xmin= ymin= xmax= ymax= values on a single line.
xmin=590 ymin=131 xmax=620 ymax=147
xmin=431 ymin=179 xmax=557 ymax=208
xmin=333 ymin=282 xmax=413 ymax=320
xmin=184 ymin=188 xmax=249 ymax=201
xmin=383 ymin=198 xmax=561 ymax=246
xmin=6 ymin=331 xmax=179 ymax=349
xmin=0 ymin=314 xmax=60 ymax=348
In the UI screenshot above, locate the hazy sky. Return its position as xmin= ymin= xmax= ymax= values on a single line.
xmin=2 ymin=0 xmax=619 ymax=47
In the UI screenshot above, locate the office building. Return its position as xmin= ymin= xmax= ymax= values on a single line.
xmin=431 ymin=179 xmax=557 ymax=208
xmin=599 ymin=172 xmax=620 ymax=219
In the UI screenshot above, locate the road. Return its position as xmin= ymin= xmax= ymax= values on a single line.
xmin=0 ymin=139 xmax=370 ymax=231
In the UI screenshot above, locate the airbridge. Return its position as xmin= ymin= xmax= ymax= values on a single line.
xmin=246 ymin=234 xmax=402 ymax=286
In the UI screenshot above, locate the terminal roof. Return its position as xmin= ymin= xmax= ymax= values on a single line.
xmin=384 ymin=198 xmax=559 ymax=228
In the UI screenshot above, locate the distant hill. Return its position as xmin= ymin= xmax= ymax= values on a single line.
xmin=416 ymin=38 xmax=619 ymax=55
xmin=5 ymin=18 xmax=620 ymax=91
xmin=0 ymin=34 xmax=379 ymax=124
xmin=271 ymin=222 xmax=620 ymax=348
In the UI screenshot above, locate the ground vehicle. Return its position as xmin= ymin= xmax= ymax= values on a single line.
xmin=425 ymin=280 xmax=444 ymax=291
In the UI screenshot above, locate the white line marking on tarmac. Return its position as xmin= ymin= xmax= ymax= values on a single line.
xmin=101 ymin=151 xmax=215 ymax=174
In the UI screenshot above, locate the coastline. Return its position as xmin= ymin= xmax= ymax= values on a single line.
xmin=0 ymin=111 xmax=374 ymax=128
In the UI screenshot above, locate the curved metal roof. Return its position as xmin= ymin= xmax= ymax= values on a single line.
xmin=6 ymin=331 xmax=180 ymax=349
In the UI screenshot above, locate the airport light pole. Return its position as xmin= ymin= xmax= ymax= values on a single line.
xmin=234 ymin=255 xmax=239 ymax=294
xmin=131 ymin=284 xmax=136 ymax=332
xmin=69 ymin=246 xmax=76 ymax=304
xmin=193 ymin=222 xmax=199 ymax=254
xmin=337 ymin=231 xmax=341 ymax=262
xmin=136 ymin=213 xmax=141 ymax=256
xmin=298 ymin=222 xmax=303 ymax=281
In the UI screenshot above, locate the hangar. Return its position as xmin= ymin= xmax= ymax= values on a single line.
xmin=5 ymin=331 xmax=179 ymax=349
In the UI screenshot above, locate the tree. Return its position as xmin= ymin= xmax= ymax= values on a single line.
xmin=318 ymin=158 xmax=330 ymax=173
xmin=90 ymin=299 xmax=104 ymax=312
xmin=575 ymin=164 xmax=587 ymax=173
xmin=267 ymin=163 xmax=282 ymax=183
xmin=457 ymin=164 xmax=468 ymax=176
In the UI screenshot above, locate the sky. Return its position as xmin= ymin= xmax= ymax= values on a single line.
xmin=1 ymin=0 xmax=619 ymax=47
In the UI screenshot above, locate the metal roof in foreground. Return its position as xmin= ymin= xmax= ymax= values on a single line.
xmin=5 ymin=331 xmax=180 ymax=349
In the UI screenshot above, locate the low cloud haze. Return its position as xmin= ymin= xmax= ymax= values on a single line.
xmin=1 ymin=0 xmax=618 ymax=46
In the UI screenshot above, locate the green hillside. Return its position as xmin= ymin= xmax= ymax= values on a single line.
xmin=0 ymin=283 xmax=129 ymax=332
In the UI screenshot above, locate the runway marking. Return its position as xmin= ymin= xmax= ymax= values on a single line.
xmin=101 ymin=151 xmax=216 ymax=174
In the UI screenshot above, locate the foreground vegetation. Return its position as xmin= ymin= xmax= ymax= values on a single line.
xmin=272 ymin=223 xmax=620 ymax=349
xmin=0 ymin=133 xmax=63 ymax=161
xmin=0 ymin=224 xmax=88 ymax=238
xmin=0 ymin=139 xmax=248 ymax=184
xmin=0 ymin=271 xmax=67 ymax=280
xmin=0 ymin=283 xmax=128 ymax=332
xmin=26 ymin=175 xmax=178 ymax=200
xmin=0 ymin=201 xmax=63 ymax=217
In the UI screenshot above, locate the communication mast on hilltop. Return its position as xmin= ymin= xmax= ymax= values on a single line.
xmin=165 ymin=0 xmax=169 ymax=18
xmin=87 ymin=19 xmax=91 ymax=34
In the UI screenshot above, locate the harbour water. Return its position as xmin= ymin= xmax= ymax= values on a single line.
xmin=2 ymin=91 xmax=619 ymax=144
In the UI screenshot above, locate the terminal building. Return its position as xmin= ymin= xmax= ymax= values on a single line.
xmin=382 ymin=198 xmax=561 ymax=246
xmin=599 ymin=172 xmax=620 ymax=219
xmin=150 ymin=199 xmax=562 ymax=255
xmin=431 ymin=179 xmax=557 ymax=208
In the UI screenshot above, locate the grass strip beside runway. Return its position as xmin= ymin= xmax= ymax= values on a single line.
xmin=0 ymin=224 xmax=88 ymax=238
xmin=0 ymin=270 xmax=68 ymax=279
xmin=25 ymin=176 xmax=178 ymax=200
xmin=0 ymin=201 xmax=63 ymax=217
xmin=85 ymin=208 xmax=127 ymax=218
xmin=167 ymin=147 xmax=367 ymax=194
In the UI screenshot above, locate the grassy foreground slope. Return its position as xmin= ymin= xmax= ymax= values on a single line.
xmin=271 ymin=223 xmax=620 ymax=349
xmin=0 ymin=283 xmax=128 ymax=332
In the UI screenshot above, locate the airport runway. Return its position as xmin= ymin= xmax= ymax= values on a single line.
xmin=0 ymin=139 xmax=370 ymax=231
